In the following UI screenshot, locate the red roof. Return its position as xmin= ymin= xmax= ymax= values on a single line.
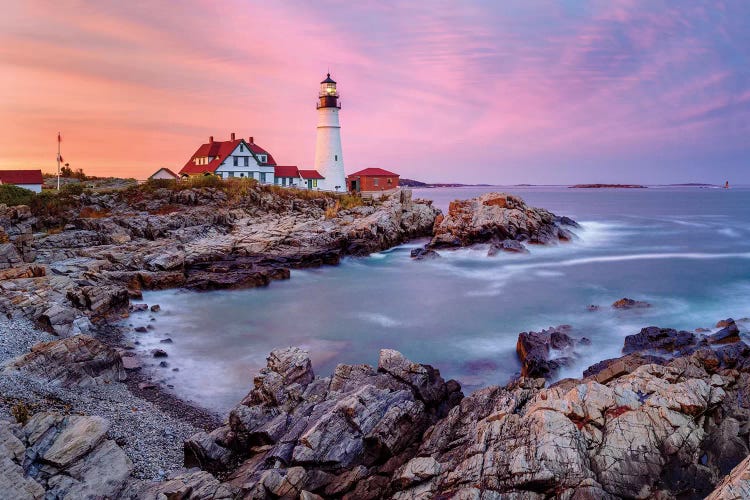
xmin=347 ymin=168 xmax=399 ymax=177
xmin=0 ymin=169 xmax=43 ymax=185
xmin=274 ymin=165 xmax=299 ymax=178
xmin=179 ymin=137 xmax=277 ymax=175
xmin=299 ymin=169 xmax=324 ymax=179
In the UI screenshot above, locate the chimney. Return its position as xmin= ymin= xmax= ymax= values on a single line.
xmin=248 ymin=136 xmax=254 ymax=144
xmin=230 ymin=132 xmax=236 ymax=141
xmin=209 ymin=135 xmax=214 ymax=143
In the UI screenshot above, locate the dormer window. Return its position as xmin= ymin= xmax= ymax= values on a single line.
xmin=240 ymin=144 xmax=244 ymax=152
xmin=258 ymin=154 xmax=267 ymax=163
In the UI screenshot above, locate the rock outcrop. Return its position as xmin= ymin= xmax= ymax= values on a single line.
xmin=0 ymin=187 xmax=438 ymax=334
xmin=0 ymin=412 xmax=133 ymax=499
xmin=516 ymin=325 xmax=589 ymax=378
xmin=173 ymin=319 xmax=750 ymax=499
xmin=429 ymin=192 xmax=577 ymax=249
xmin=183 ymin=347 xmax=462 ymax=499
xmin=3 ymin=335 xmax=126 ymax=387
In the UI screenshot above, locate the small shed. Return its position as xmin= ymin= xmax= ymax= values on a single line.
xmin=149 ymin=168 xmax=179 ymax=180
xmin=347 ymin=168 xmax=399 ymax=196
xmin=0 ymin=169 xmax=44 ymax=193
xmin=299 ymin=169 xmax=325 ymax=190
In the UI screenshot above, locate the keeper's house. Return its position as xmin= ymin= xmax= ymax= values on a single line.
xmin=0 ymin=169 xmax=44 ymax=193
xmin=177 ymin=133 xmax=323 ymax=189
xmin=347 ymin=168 xmax=400 ymax=197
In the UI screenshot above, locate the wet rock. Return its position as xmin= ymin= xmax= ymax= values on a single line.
xmin=623 ymin=326 xmax=697 ymax=355
xmin=587 ymin=304 xmax=600 ymax=312
xmin=129 ymin=303 xmax=149 ymax=313
xmin=612 ymin=297 xmax=651 ymax=309
xmin=716 ymin=318 xmax=735 ymax=328
xmin=133 ymin=326 xmax=148 ymax=333
xmin=150 ymin=304 xmax=161 ymax=312
xmin=707 ymin=319 xmax=741 ymax=345
xmin=516 ymin=325 xmax=580 ymax=378
xmin=487 ymin=238 xmax=528 ymax=256
xmin=152 ymin=349 xmax=168 ymax=358
xmin=429 ymin=192 xmax=576 ymax=249
xmin=3 ymin=335 xmax=126 ymax=386
xmin=583 ymin=352 xmax=666 ymax=383
xmin=159 ymin=361 xmax=169 ymax=368
xmin=121 ymin=355 xmax=142 ymax=371
xmin=160 ymin=337 xmax=173 ymax=344
xmin=410 ymin=248 xmax=440 ymax=260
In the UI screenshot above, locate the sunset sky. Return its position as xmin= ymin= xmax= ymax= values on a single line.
xmin=1 ymin=1 xmax=748 ymax=184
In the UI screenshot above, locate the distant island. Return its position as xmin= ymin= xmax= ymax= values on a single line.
xmin=569 ymin=183 xmax=647 ymax=189
xmin=400 ymin=178 xmax=492 ymax=188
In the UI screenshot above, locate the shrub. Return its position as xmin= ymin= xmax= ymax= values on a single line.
xmin=61 ymin=183 xmax=85 ymax=195
xmin=0 ymin=184 xmax=36 ymax=206
xmin=79 ymin=206 xmax=111 ymax=218
xmin=145 ymin=178 xmax=178 ymax=189
xmin=11 ymin=401 xmax=30 ymax=425
xmin=324 ymin=201 xmax=341 ymax=219
xmin=338 ymin=194 xmax=363 ymax=210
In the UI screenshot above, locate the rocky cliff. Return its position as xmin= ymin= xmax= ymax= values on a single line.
xmin=155 ymin=323 xmax=750 ymax=499
xmin=0 ymin=185 xmax=438 ymax=335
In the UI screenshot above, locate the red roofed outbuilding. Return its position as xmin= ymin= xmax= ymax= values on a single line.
xmin=0 ymin=169 xmax=44 ymax=193
xmin=347 ymin=168 xmax=399 ymax=196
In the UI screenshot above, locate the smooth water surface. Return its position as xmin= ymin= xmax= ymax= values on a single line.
xmin=127 ymin=186 xmax=750 ymax=412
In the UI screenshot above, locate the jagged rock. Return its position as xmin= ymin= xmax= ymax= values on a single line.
xmin=152 ymin=349 xmax=168 ymax=358
xmin=716 ymin=318 xmax=735 ymax=328
xmin=612 ymin=297 xmax=651 ymax=309
xmin=707 ymin=454 xmax=750 ymax=499
xmin=141 ymin=469 xmax=236 ymax=499
xmin=3 ymin=335 xmax=126 ymax=386
xmin=184 ymin=347 xmax=461 ymax=498
xmin=623 ymin=326 xmax=697 ymax=355
xmin=409 ymin=248 xmax=440 ymax=260
xmin=516 ymin=325 xmax=580 ymax=378
xmin=707 ymin=319 xmax=741 ymax=344
xmin=150 ymin=304 xmax=161 ymax=312
xmin=487 ymin=238 xmax=528 ymax=256
xmin=429 ymin=192 xmax=576 ymax=249
xmin=583 ymin=353 xmax=666 ymax=383
xmin=0 ymin=413 xmax=132 ymax=499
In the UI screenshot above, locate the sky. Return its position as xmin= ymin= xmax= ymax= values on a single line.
xmin=1 ymin=0 xmax=748 ymax=184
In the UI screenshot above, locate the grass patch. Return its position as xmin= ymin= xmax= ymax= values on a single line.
xmin=0 ymin=184 xmax=36 ymax=206
xmin=79 ymin=206 xmax=111 ymax=218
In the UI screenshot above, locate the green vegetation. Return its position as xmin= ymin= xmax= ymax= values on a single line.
xmin=0 ymin=184 xmax=36 ymax=206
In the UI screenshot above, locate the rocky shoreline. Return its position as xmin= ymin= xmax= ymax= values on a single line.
xmin=5 ymin=186 xmax=750 ymax=498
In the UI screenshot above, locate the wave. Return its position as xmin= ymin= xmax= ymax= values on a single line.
xmin=505 ymin=252 xmax=750 ymax=272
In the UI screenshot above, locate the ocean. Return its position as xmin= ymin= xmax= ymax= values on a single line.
xmin=126 ymin=186 xmax=750 ymax=412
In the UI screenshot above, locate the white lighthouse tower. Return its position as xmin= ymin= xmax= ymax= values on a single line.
xmin=314 ymin=73 xmax=346 ymax=192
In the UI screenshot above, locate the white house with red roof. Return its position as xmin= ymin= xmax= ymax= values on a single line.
xmin=179 ymin=133 xmax=324 ymax=189
xmin=0 ymin=169 xmax=44 ymax=193
xmin=179 ymin=133 xmax=277 ymax=183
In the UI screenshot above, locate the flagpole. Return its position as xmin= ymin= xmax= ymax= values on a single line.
xmin=57 ymin=132 xmax=61 ymax=191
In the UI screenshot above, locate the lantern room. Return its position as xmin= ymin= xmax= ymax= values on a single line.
xmin=317 ymin=73 xmax=341 ymax=109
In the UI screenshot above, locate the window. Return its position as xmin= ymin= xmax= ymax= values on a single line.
xmin=243 ymin=157 xmax=249 ymax=167
xmin=388 ymin=178 xmax=392 ymax=184
xmin=240 ymin=173 xmax=245 ymax=178
xmin=313 ymin=179 xmax=318 ymax=188
xmin=240 ymin=144 xmax=244 ymax=152
xmin=282 ymin=177 xmax=287 ymax=186
xmin=260 ymin=173 xmax=266 ymax=183
xmin=334 ymin=155 xmax=338 ymax=161
xmin=258 ymin=154 xmax=267 ymax=163
xmin=374 ymin=178 xmax=379 ymax=186
xmin=233 ymin=157 xmax=238 ymax=167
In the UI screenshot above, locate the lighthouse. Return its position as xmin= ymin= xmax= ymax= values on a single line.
xmin=313 ymin=73 xmax=346 ymax=192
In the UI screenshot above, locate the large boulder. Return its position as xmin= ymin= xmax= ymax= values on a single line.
xmin=3 ymin=335 xmax=126 ymax=387
xmin=623 ymin=326 xmax=698 ymax=355
xmin=429 ymin=193 xmax=576 ymax=249
xmin=516 ymin=325 xmax=585 ymax=378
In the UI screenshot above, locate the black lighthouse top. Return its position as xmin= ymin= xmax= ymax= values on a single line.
xmin=318 ymin=73 xmax=341 ymax=109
